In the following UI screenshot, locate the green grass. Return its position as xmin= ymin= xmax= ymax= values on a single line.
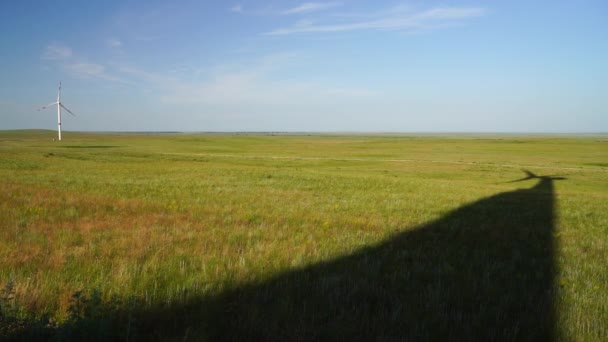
xmin=1 ymin=130 xmax=607 ymax=340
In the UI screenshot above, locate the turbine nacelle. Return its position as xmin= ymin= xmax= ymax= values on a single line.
xmin=509 ymin=170 xmax=567 ymax=183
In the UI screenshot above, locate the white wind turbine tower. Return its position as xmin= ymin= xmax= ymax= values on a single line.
xmin=38 ymin=82 xmax=76 ymax=141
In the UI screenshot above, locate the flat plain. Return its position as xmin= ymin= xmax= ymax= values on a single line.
xmin=1 ymin=130 xmax=607 ymax=340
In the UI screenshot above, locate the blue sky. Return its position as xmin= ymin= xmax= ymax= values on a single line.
xmin=1 ymin=0 xmax=607 ymax=132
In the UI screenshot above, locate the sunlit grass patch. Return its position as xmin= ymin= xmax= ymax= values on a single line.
xmin=1 ymin=132 xmax=607 ymax=340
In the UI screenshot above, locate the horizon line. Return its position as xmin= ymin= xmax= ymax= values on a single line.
xmin=2 ymin=129 xmax=607 ymax=136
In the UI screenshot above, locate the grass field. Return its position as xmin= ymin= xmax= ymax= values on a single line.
xmin=1 ymin=130 xmax=607 ymax=340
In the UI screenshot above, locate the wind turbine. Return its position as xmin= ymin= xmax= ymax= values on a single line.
xmin=38 ymin=82 xmax=76 ymax=141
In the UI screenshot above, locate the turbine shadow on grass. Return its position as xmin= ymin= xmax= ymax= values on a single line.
xmin=140 ymin=170 xmax=560 ymax=340
xmin=8 ymin=171 xmax=560 ymax=340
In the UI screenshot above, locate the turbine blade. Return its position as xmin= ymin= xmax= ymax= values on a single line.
xmin=60 ymin=103 xmax=76 ymax=116
xmin=37 ymin=102 xmax=58 ymax=111
xmin=506 ymin=169 xmax=538 ymax=183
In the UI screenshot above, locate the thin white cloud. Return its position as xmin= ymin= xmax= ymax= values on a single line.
xmin=42 ymin=44 xmax=73 ymax=60
xmin=107 ymin=38 xmax=123 ymax=48
xmin=418 ymin=8 xmax=485 ymax=20
xmin=118 ymin=65 xmax=179 ymax=85
xmin=108 ymin=53 xmax=377 ymax=106
xmin=41 ymin=43 xmax=127 ymax=83
xmin=267 ymin=6 xmax=485 ymax=35
xmin=65 ymin=62 xmax=125 ymax=82
xmin=282 ymin=2 xmax=342 ymax=15
xmin=230 ymin=4 xmax=243 ymax=13
xmin=67 ymin=62 xmax=105 ymax=76
xmin=39 ymin=41 xmax=377 ymax=105
xmin=230 ymin=2 xmax=340 ymax=16
xmin=188 ymin=56 xmax=364 ymax=105
xmin=160 ymin=70 xmax=371 ymax=106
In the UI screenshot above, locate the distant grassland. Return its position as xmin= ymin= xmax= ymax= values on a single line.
xmin=1 ymin=130 xmax=607 ymax=340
